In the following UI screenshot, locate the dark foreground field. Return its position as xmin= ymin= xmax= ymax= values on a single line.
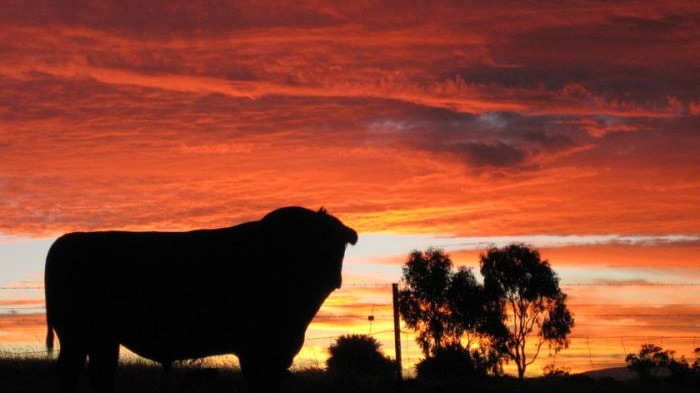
xmin=1 ymin=357 xmax=697 ymax=393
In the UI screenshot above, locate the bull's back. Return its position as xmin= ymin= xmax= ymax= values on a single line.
xmin=45 ymin=223 xmax=263 ymax=360
xmin=47 ymin=223 xmax=259 ymax=287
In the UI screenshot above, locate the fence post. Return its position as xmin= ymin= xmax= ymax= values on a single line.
xmin=392 ymin=283 xmax=403 ymax=393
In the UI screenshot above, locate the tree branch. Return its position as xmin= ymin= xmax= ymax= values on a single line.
xmin=526 ymin=337 xmax=546 ymax=367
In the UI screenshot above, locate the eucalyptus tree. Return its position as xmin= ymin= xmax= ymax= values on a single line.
xmin=480 ymin=244 xmax=574 ymax=380
xmin=398 ymin=248 xmax=506 ymax=377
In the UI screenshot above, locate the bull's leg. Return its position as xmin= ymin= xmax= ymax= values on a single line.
xmin=56 ymin=345 xmax=87 ymax=393
xmin=88 ymin=341 xmax=120 ymax=393
xmin=239 ymin=356 xmax=286 ymax=393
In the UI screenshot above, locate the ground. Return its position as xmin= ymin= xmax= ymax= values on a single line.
xmin=1 ymin=356 xmax=697 ymax=393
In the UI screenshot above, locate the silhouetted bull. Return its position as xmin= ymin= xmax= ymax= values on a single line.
xmin=45 ymin=206 xmax=358 ymax=393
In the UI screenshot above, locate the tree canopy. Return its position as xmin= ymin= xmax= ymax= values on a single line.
xmin=398 ymin=245 xmax=573 ymax=380
xmin=625 ymin=343 xmax=698 ymax=382
xmin=480 ymin=244 xmax=574 ymax=380
xmin=398 ymin=249 xmax=486 ymax=356
xmin=398 ymin=248 xmax=507 ymax=377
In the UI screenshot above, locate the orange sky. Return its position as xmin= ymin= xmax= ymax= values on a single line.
xmin=1 ymin=0 xmax=699 ymax=376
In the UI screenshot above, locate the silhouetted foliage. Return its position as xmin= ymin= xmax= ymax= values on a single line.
xmin=625 ymin=344 xmax=668 ymax=379
xmin=416 ymin=344 xmax=502 ymax=381
xmin=542 ymin=363 xmax=571 ymax=377
xmin=326 ymin=334 xmax=395 ymax=393
xmin=480 ymin=244 xmax=574 ymax=380
xmin=398 ymin=248 xmax=510 ymax=379
xmin=326 ymin=334 xmax=394 ymax=377
xmin=5 ymin=354 xmax=700 ymax=393
xmin=625 ymin=344 xmax=694 ymax=382
xmin=398 ymin=249 xmax=460 ymax=356
xmin=399 ymin=249 xmax=499 ymax=358
xmin=447 ymin=267 xmax=494 ymax=342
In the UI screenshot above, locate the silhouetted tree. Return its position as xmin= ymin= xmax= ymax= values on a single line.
xmin=399 ymin=249 xmax=457 ymax=355
xmin=399 ymin=249 xmax=508 ymax=378
xmin=449 ymin=266 xmax=511 ymax=372
xmin=416 ymin=344 xmax=482 ymax=381
xmin=626 ymin=344 xmax=691 ymax=381
xmin=447 ymin=267 xmax=489 ymax=346
xmin=398 ymin=249 xmax=486 ymax=356
xmin=480 ymin=244 xmax=574 ymax=380
xmin=326 ymin=334 xmax=394 ymax=377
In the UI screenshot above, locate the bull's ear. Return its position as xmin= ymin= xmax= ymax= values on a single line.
xmin=345 ymin=227 xmax=358 ymax=245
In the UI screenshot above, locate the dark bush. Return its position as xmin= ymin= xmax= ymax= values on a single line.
xmin=543 ymin=363 xmax=571 ymax=377
xmin=626 ymin=343 xmax=696 ymax=383
xmin=416 ymin=344 xmax=491 ymax=382
xmin=326 ymin=334 xmax=394 ymax=377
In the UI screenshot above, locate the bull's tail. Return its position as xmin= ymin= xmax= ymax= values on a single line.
xmin=45 ymin=238 xmax=57 ymax=358
xmin=46 ymin=318 xmax=54 ymax=358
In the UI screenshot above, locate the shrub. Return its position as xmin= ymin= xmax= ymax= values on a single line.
xmin=543 ymin=363 xmax=571 ymax=377
xmin=326 ymin=334 xmax=394 ymax=377
xmin=626 ymin=344 xmax=690 ymax=381
xmin=416 ymin=344 xmax=492 ymax=382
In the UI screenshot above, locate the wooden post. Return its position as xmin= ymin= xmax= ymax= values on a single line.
xmin=392 ymin=283 xmax=403 ymax=392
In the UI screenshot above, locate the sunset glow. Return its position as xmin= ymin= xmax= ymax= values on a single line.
xmin=1 ymin=0 xmax=699 ymax=377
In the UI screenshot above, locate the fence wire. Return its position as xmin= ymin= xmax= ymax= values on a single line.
xmin=2 ymin=283 xmax=699 ymax=376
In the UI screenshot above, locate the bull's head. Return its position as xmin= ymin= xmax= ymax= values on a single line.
xmin=315 ymin=207 xmax=357 ymax=289
xmin=261 ymin=207 xmax=358 ymax=291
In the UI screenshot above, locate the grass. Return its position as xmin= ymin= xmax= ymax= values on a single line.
xmin=1 ymin=356 xmax=698 ymax=393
